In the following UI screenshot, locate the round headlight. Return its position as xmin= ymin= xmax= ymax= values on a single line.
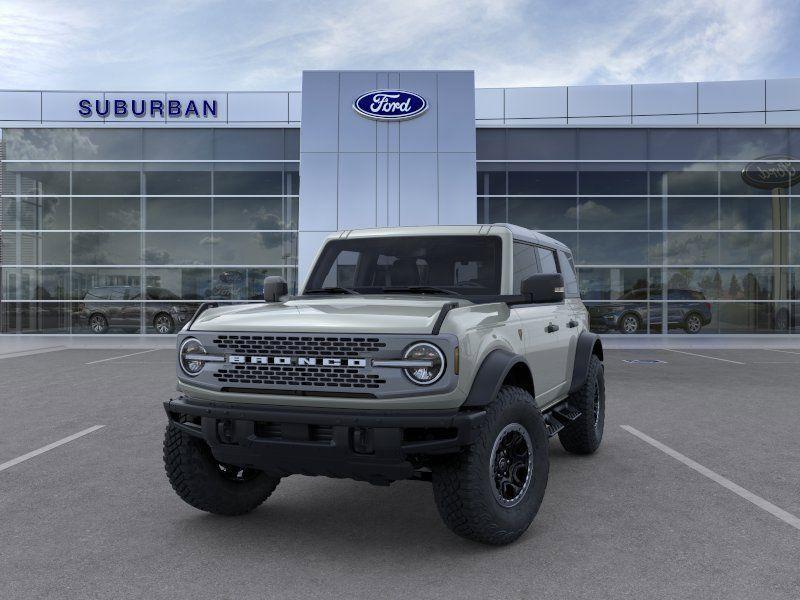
xmin=179 ymin=337 xmax=207 ymax=376
xmin=403 ymin=342 xmax=445 ymax=385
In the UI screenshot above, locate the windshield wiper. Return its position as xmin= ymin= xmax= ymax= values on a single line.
xmin=304 ymin=287 xmax=360 ymax=295
xmin=381 ymin=286 xmax=460 ymax=296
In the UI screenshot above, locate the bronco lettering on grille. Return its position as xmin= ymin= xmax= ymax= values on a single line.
xmin=228 ymin=355 xmax=368 ymax=368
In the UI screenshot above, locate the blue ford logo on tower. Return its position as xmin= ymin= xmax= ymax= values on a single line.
xmin=353 ymin=90 xmax=428 ymax=121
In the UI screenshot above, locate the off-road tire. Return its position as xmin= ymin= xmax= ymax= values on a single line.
xmin=163 ymin=422 xmax=280 ymax=515
xmin=558 ymin=354 xmax=604 ymax=455
xmin=431 ymin=386 xmax=549 ymax=545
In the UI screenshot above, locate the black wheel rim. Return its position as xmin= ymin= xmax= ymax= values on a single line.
xmin=490 ymin=423 xmax=533 ymax=508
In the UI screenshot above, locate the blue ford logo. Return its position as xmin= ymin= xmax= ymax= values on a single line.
xmin=353 ymin=90 xmax=428 ymax=121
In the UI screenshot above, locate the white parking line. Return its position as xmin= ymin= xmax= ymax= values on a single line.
xmin=621 ymin=425 xmax=800 ymax=532
xmin=762 ymin=348 xmax=800 ymax=356
xmin=0 ymin=425 xmax=105 ymax=473
xmin=0 ymin=346 xmax=66 ymax=360
xmin=663 ymin=349 xmax=745 ymax=365
xmin=85 ymin=349 xmax=161 ymax=365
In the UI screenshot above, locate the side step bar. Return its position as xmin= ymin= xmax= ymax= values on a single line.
xmin=542 ymin=401 xmax=582 ymax=438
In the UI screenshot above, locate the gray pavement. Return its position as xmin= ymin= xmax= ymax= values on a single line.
xmin=0 ymin=347 xmax=798 ymax=599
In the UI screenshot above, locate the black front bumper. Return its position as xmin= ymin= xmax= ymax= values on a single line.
xmin=164 ymin=396 xmax=486 ymax=484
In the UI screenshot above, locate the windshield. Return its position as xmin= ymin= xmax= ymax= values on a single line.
xmin=305 ymin=235 xmax=502 ymax=297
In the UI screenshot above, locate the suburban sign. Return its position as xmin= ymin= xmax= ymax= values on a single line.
xmin=78 ymin=98 xmax=219 ymax=119
xmin=741 ymin=155 xmax=800 ymax=190
xmin=352 ymin=90 xmax=428 ymax=121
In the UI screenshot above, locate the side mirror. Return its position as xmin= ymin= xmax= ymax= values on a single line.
xmin=521 ymin=273 xmax=565 ymax=304
xmin=263 ymin=276 xmax=288 ymax=302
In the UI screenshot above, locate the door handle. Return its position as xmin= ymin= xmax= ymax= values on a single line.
xmin=567 ymin=320 xmax=579 ymax=328
xmin=545 ymin=322 xmax=559 ymax=333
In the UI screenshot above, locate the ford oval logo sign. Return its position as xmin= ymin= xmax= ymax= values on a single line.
xmin=353 ymin=90 xmax=428 ymax=121
xmin=741 ymin=155 xmax=800 ymax=190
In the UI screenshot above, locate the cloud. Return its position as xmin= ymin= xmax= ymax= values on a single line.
xmin=0 ymin=0 xmax=795 ymax=91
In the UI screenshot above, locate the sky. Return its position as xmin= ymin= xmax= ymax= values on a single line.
xmin=0 ymin=0 xmax=798 ymax=91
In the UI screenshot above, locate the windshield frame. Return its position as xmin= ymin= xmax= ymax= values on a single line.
xmin=303 ymin=234 xmax=504 ymax=300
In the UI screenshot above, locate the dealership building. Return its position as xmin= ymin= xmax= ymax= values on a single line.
xmin=1 ymin=70 xmax=799 ymax=336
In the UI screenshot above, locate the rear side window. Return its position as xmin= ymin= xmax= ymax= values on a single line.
xmin=536 ymin=247 xmax=559 ymax=274
xmin=557 ymin=250 xmax=580 ymax=298
xmin=85 ymin=288 xmax=107 ymax=300
xmin=513 ymin=242 xmax=540 ymax=293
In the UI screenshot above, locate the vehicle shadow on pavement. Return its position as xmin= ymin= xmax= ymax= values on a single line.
xmin=160 ymin=448 xmax=583 ymax=558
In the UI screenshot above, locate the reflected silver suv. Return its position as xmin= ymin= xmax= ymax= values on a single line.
xmin=163 ymin=225 xmax=605 ymax=545
xmin=77 ymin=286 xmax=192 ymax=334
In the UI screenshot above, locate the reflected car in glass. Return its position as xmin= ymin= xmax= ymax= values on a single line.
xmin=75 ymin=286 xmax=193 ymax=334
xmin=589 ymin=288 xmax=712 ymax=334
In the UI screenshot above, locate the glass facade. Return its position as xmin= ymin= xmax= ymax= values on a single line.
xmin=2 ymin=124 xmax=798 ymax=336
xmin=0 ymin=128 xmax=298 ymax=334
xmin=478 ymin=128 xmax=800 ymax=334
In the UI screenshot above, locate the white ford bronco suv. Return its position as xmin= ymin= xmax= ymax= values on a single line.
xmin=164 ymin=224 xmax=605 ymax=545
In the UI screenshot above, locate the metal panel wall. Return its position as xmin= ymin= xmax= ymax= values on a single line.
xmin=298 ymin=70 xmax=477 ymax=286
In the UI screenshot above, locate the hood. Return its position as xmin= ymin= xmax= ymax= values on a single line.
xmin=189 ymin=296 xmax=465 ymax=334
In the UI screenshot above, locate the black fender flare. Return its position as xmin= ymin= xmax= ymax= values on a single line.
xmin=462 ymin=348 xmax=530 ymax=408
xmin=569 ymin=331 xmax=603 ymax=394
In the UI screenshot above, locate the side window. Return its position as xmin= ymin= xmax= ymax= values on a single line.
xmin=536 ymin=247 xmax=559 ymax=274
xmin=557 ymin=250 xmax=580 ymax=297
xmin=513 ymin=241 xmax=540 ymax=293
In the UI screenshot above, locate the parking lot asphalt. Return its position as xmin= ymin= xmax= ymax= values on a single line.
xmin=0 ymin=346 xmax=798 ymax=600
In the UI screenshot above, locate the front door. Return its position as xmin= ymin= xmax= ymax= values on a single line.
xmin=517 ymin=303 xmax=569 ymax=406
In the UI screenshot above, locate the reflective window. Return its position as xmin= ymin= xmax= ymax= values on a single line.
xmin=72 ymin=197 xmax=140 ymax=230
xmin=144 ymin=233 xmax=212 ymax=265
xmin=557 ymin=251 xmax=580 ymax=297
xmin=211 ymin=232 xmax=297 ymax=265
xmin=513 ymin=242 xmax=539 ymax=293
xmin=577 ymin=197 xmax=646 ymax=230
xmin=214 ymin=170 xmax=283 ymax=195
xmin=1 ymin=128 xmax=299 ymax=333
xmin=213 ymin=197 xmax=291 ymax=230
xmin=71 ymin=232 xmax=141 ymax=265
xmin=508 ymin=171 xmax=575 ymax=195
xmin=577 ymin=232 xmax=651 ymax=265
xmin=19 ymin=196 xmax=71 ymax=230
xmin=536 ymin=246 xmax=559 ymax=273
xmin=577 ymin=268 xmax=649 ymax=300
xmin=145 ymin=197 xmax=211 ymax=230
xmin=145 ymin=171 xmax=211 ymax=195
xmin=508 ymin=197 xmax=576 ymax=230
xmin=213 ymin=129 xmax=284 ymax=160
xmin=143 ymin=129 xmax=213 ymax=160
xmin=73 ymin=171 xmax=140 ymax=195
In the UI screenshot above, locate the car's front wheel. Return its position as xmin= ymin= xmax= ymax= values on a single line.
xmin=163 ymin=422 xmax=280 ymax=515
xmin=431 ymin=386 xmax=549 ymax=545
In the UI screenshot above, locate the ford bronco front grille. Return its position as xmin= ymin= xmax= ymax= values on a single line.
xmin=212 ymin=335 xmax=386 ymax=357
xmin=213 ymin=364 xmax=387 ymax=389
